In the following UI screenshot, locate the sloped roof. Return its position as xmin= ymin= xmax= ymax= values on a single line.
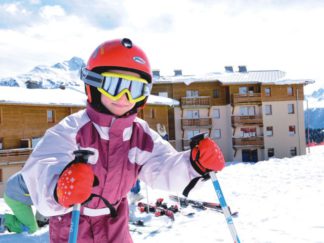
xmin=0 ymin=86 xmax=179 ymax=107
xmin=154 ymin=70 xmax=314 ymax=86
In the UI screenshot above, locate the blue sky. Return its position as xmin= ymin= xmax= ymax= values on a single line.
xmin=1 ymin=0 xmax=324 ymax=93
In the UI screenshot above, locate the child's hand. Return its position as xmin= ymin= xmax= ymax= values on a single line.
xmin=191 ymin=138 xmax=225 ymax=174
xmin=56 ymin=163 xmax=95 ymax=208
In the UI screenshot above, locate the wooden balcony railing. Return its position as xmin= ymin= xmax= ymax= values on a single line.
xmin=232 ymin=137 xmax=264 ymax=147
xmin=232 ymin=115 xmax=263 ymax=126
xmin=181 ymin=96 xmax=211 ymax=108
xmin=0 ymin=148 xmax=33 ymax=163
xmin=182 ymin=118 xmax=212 ymax=128
xmin=232 ymin=93 xmax=261 ymax=105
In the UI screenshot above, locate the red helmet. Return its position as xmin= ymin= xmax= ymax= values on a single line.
xmin=83 ymin=38 xmax=152 ymax=114
xmin=86 ymin=38 xmax=152 ymax=83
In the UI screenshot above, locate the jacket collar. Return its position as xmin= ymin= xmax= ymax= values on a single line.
xmin=86 ymin=103 xmax=137 ymax=128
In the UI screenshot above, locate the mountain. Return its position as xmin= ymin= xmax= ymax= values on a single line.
xmin=0 ymin=57 xmax=85 ymax=89
xmin=305 ymin=88 xmax=324 ymax=129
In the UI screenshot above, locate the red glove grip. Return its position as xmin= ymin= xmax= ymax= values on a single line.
xmin=191 ymin=138 xmax=225 ymax=173
xmin=56 ymin=163 xmax=94 ymax=208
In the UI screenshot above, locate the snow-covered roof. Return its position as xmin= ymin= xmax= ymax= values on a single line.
xmin=0 ymin=86 xmax=179 ymax=107
xmin=154 ymin=70 xmax=315 ymax=86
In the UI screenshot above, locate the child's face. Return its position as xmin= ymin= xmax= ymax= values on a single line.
xmin=100 ymin=70 xmax=138 ymax=116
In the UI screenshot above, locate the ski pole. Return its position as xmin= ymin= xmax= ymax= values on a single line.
xmin=68 ymin=150 xmax=94 ymax=243
xmin=190 ymin=133 xmax=240 ymax=243
xmin=69 ymin=204 xmax=81 ymax=243
xmin=209 ymin=171 xmax=240 ymax=243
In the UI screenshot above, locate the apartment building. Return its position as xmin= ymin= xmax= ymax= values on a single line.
xmin=151 ymin=67 xmax=314 ymax=162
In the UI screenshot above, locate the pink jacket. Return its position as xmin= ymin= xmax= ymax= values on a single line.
xmin=21 ymin=104 xmax=199 ymax=243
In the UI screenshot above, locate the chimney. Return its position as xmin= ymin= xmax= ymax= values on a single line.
xmin=225 ymin=66 xmax=234 ymax=72
xmin=174 ymin=69 xmax=182 ymax=76
xmin=152 ymin=70 xmax=160 ymax=77
xmin=238 ymin=65 xmax=247 ymax=72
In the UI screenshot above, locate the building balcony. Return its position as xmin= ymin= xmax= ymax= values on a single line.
xmin=232 ymin=136 xmax=264 ymax=148
xmin=182 ymin=118 xmax=212 ymax=129
xmin=232 ymin=115 xmax=263 ymax=127
xmin=181 ymin=96 xmax=211 ymax=108
xmin=0 ymin=148 xmax=33 ymax=164
xmin=232 ymin=93 xmax=261 ymax=105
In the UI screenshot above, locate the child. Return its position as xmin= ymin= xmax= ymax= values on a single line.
xmin=0 ymin=172 xmax=48 ymax=233
xmin=20 ymin=38 xmax=225 ymax=243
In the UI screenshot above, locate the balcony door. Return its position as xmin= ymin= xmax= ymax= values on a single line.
xmin=242 ymin=149 xmax=258 ymax=162
xmin=186 ymin=90 xmax=199 ymax=97
xmin=239 ymin=106 xmax=255 ymax=116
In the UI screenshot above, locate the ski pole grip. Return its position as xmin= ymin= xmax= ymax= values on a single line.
xmin=189 ymin=132 xmax=209 ymax=149
xmin=73 ymin=150 xmax=94 ymax=163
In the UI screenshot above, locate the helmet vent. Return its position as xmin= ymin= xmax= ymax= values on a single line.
xmin=121 ymin=38 xmax=133 ymax=48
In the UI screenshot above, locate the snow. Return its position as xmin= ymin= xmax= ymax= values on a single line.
xmin=0 ymin=86 xmax=179 ymax=107
xmin=1 ymin=145 xmax=324 ymax=243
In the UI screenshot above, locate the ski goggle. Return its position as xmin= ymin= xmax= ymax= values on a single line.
xmin=80 ymin=67 xmax=150 ymax=103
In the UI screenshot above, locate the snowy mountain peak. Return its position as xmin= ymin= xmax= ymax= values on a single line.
xmin=0 ymin=57 xmax=86 ymax=89
xmin=52 ymin=57 xmax=85 ymax=71
xmin=310 ymin=88 xmax=324 ymax=100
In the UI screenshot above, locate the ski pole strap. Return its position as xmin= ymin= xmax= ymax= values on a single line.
xmin=182 ymin=173 xmax=210 ymax=197
xmin=87 ymin=194 xmax=118 ymax=218
xmin=183 ymin=148 xmax=210 ymax=197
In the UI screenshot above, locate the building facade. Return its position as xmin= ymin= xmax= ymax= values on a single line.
xmin=151 ymin=68 xmax=313 ymax=162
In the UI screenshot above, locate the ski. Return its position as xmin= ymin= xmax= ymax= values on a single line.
xmin=137 ymin=202 xmax=175 ymax=221
xmin=169 ymin=195 xmax=238 ymax=217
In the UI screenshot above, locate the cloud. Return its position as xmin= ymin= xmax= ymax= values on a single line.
xmin=39 ymin=5 xmax=66 ymax=20
xmin=43 ymin=0 xmax=125 ymax=29
xmin=0 ymin=2 xmax=32 ymax=28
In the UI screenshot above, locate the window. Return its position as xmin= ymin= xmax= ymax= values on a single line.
xmin=187 ymin=110 xmax=199 ymax=119
xmin=239 ymin=87 xmax=248 ymax=95
xmin=240 ymin=106 xmax=255 ymax=116
xmin=289 ymin=125 xmax=296 ymax=136
xmin=213 ymin=129 xmax=221 ymax=139
xmin=266 ymin=126 xmax=273 ymax=136
xmin=47 ymin=110 xmax=55 ymax=123
xmin=265 ymin=87 xmax=271 ymax=96
xmin=288 ymin=104 xmax=295 ymax=114
xmin=186 ymin=90 xmax=198 ymax=97
xmin=264 ymin=105 xmax=272 ymax=115
xmin=187 ymin=130 xmax=200 ymax=139
xmin=288 ymin=86 xmax=293 ymax=96
xmin=268 ymin=148 xmax=274 ymax=158
xmin=213 ymin=89 xmax=220 ymax=98
xmin=0 ymin=137 xmax=2 ymax=149
xmin=240 ymin=128 xmax=256 ymax=137
xmin=0 ymin=168 xmax=2 ymax=182
xmin=290 ymin=147 xmax=297 ymax=156
xmin=212 ymin=108 xmax=220 ymax=119
xmin=149 ymin=108 xmax=156 ymax=118
xmin=248 ymin=86 xmax=254 ymax=95
xmin=158 ymin=92 xmax=168 ymax=97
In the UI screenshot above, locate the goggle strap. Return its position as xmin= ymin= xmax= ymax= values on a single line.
xmin=80 ymin=68 xmax=104 ymax=88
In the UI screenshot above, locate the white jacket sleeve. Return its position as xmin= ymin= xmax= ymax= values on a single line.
xmin=21 ymin=111 xmax=88 ymax=216
xmin=136 ymin=122 xmax=200 ymax=194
